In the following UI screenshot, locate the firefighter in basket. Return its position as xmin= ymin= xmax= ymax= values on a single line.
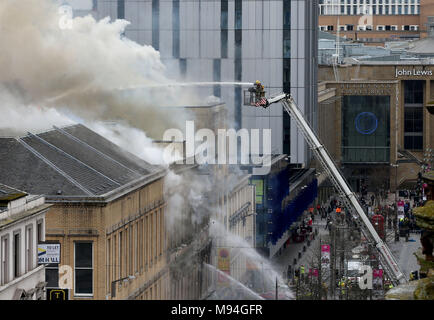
xmin=247 ymin=80 xmax=268 ymax=108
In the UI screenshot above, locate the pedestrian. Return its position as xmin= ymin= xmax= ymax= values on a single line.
xmin=300 ymin=265 xmax=305 ymax=281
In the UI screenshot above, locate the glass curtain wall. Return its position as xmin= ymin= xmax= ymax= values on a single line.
xmin=342 ymin=95 xmax=390 ymax=163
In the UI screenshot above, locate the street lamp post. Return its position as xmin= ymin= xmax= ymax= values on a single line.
xmin=111 ymin=275 xmax=136 ymax=298
xmin=275 ymin=277 xmax=278 ymax=300
xmin=390 ymin=164 xmax=399 ymax=241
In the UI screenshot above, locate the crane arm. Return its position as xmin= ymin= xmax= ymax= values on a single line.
xmin=265 ymin=93 xmax=406 ymax=285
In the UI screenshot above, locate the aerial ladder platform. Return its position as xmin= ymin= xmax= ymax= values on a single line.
xmin=244 ymin=85 xmax=407 ymax=286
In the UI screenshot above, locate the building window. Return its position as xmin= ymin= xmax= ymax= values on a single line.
xmin=107 ymin=237 xmax=111 ymax=293
xmin=138 ymin=219 xmax=143 ymax=271
xmin=117 ymin=0 xmax=124 ymax=19
xmin=25 ymin=225 xmax=33 ymax=272
xmin=221 ymin=0 xmax=228 ymax=58
xmin=404 ymin=80 xmax=424 ymax=150
xmin=235 ymin=0 xmax=242 ymax=30
xmin=404 ymin=80 xmax=423 ymax=104
xmin=74 ymin=242 xmax=93 ymax=295
xmin=148 ymin=214 xmax=152 ymax=265
xmin=213 ymin=59 xmax=221 ymax=97
xmin=283 ymin=37 xmax=290 ymax=58
xmin=404 ymin=109 xmax=423 ymax=150
xmin=172 ymin=0 xmax=180 ymax=58
xmin=179 ymin=59 xmax=187 ymax=78
xmin=144 ymin=216 xmax=148 ymax=267
xmin=45 ymin=262 xmax=59 ymax=288
xmin=128 ymin=226 xmax=133 ymax=275
xmin=152 ymin=0 xmax=160 ymax=51
xmin=153 ymin=212 xmax=157 ymax=261
xmin=347 ymin=24 xmax=354 ymax=31
xmin=112 ymin=234 xmax=117 ymax=283
xmin=37 ymin=219 xmax=43 ymax=244
xmin=159 ymin=208 xmax=164 ymax=256
xmin=119 ymin=231 xmax=123 ymax=277
xmin=135 ymin=223 xmax=138 ymax=273
xmin=1 ymin=235 xmax=9 ymax=285
xmin=13 ymin=232 xmax=20 ymax=279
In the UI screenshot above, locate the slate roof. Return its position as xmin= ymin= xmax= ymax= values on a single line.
xmin=0 ymin=124 xmax=165 ymax=200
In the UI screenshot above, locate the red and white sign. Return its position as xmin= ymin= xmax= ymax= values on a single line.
xmin=373 ymin=269 xmax=383 ymax=289
xmin=309 ymin=269 xmax=319 ymax=277
xmin=321 ymin=244 xmax=331 ymax=269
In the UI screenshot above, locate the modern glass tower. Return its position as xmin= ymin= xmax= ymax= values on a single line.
xmin=77 ymin=0 xmax=318 ymax=166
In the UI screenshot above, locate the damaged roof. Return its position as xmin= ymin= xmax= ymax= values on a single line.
xmin=0 ymin=124 xmax=165 ymax=201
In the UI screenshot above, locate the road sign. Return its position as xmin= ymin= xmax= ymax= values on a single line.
xmin=38 ymin=244 xmax=60 ymax=264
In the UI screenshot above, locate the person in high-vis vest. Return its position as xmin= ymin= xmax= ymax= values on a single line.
xmin=339 ymin=278 xmax=346 ymax=298
xmin=300 ymin=265 xmax=305 ymax=281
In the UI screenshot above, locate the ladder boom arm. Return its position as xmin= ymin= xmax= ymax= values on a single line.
xmin=267 ymin=93 xmax=406 ymax=285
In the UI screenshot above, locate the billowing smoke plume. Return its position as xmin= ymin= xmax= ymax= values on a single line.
xmin=0 ymin=0 xmax=286 ymax=300
xmin=0 ymin=0 xmax=200 ymax=137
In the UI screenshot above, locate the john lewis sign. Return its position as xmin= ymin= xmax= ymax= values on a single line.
xmin=395 ymin=68 xmax=433 ymax=77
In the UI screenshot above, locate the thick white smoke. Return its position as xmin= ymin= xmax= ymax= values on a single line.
xmin=0 ymin=0 xmax=277 ymax=300
xmin=0 ymin=0 xmax=208 ymax=239
xmin=0 ymin=0 xmax=199 ymax=138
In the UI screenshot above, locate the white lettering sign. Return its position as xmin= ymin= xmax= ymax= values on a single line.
xmin=395 ymin=68 xmax=433 ymax=78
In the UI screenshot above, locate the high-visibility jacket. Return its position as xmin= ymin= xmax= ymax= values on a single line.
xmin=300 ymin=266 xmax=305 ymax=274
xmin=336 ymin=207 xmax=342 ymax=213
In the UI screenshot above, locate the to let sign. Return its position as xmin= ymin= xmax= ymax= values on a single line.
xmin=38 ymin=244 xmax=60 ymax=264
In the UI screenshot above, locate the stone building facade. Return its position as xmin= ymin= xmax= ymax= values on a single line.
xmin=0 ymin=124 xmax=168 ymax=300
xmin=318 ymin=63 xmax=434 ymax=192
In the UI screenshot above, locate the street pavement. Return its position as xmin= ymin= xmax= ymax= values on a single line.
xmin=387 ymin=234 xmax=421 ymax=281
xmin=271 ymin=191 xmax=422 ymax=297
xmin=271 ymin=215 xmax=329 ymax=283
xmin=379 ymin=191 xmax=422 ymax=280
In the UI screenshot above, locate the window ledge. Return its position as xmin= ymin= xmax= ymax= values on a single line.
xmin=73 ymin=294 xmax=94 ymax=298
